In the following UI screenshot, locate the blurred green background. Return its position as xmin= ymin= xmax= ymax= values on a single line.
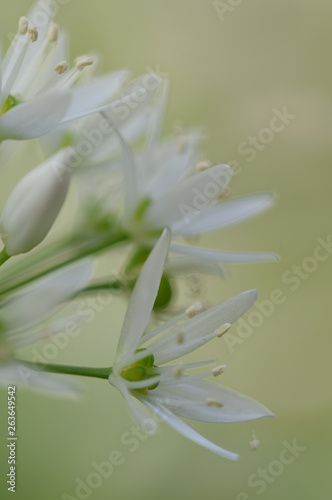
xmin=1 ymin=0 xmax=332 ymax=499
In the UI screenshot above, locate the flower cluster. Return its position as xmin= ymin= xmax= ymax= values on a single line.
xmin=0 ymin=0 xmax=276 ymax=460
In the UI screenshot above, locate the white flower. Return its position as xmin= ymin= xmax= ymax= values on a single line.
xmin=0 ymin=0 xmax=129 ymax=141
xmin=0 ymin=260 xmax=93 ymax=397
xmin=79 ymin=80 xmax=277 ymax=268
xmin=0 ymin=147 xmax=74 ymax=256
xmin=109 ymin=229 xmax=273 ymax=459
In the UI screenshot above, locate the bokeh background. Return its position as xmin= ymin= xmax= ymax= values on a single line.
xmin=1 ymin=0 xmax=332 ymax=499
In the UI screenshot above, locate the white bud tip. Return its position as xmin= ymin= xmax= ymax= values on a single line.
xmin=19 ymin=17 xmax=29 ymax=35
xmin=54 ymin=61 xmax=69 ymax=75
xmin=215 ymin=322 xmax=231 ymax=338
xmin=196 ymin=160 xmax=212 ymax=172
xmin=206 ymin=397 xmax=223 ymax=408
xmin=28 ymin=25 xmax=38 ymax=43
xmin=75 ymin=56 xmax=94 ymax=70
xmin=176 ymin=332 xmax=184 ymax=345
xmin=173 ymin=366 xmax=183 ymax=378
xmin=185 ymin=301 xmax=205 ymax=318
xmin=48 ymin=22 xmax=59 ymax=42
xmin=211 ymin=364 xmax=227 ymax=377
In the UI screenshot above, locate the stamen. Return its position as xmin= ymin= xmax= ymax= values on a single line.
xmin=54 ymin=61 xmax=69 ymax=75
xmin=28 ymin=25 xmax=38 ymax=43
xmin=19 ymin=17 xmax=29 ymax=35
xmin=215 ymin=187 xmax=231 ymax=202
xmin=206 ymin=397 xmax=223 ymax=408
xmin=75 ymin=56 xmax=94 ymax=70
xmin=211 ymin=364 xmax=227 ymax=377
xmin=48 ymin=22 xmax=59 ymax=43
xmin=173 ymin=366 xmax=183 ymax=378
xmin=176 ymin=331 xmax=184 ymax=344
xmin=196 ymin=160 xmax=212 ymax=172
xmin=249 ymin=432 xmax=260 ymax=451
xmin=185 ymin=301 xmax=205 ymax=318
xmin=215 ymin=323 xmax=231 ymax=338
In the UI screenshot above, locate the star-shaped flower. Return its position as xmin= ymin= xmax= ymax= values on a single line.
xmin=109 ymin=229 xmax=273 ymax=459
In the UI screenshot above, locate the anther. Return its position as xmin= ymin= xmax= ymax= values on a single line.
xmin=249 ymin=432 xmax=260 ymax=451
xmin=19 ymin=17 xmax=29 ymax=35
xmin=176 ymin=332 xmax=184 ymax=345
xmin=54 ymin=61 xmax=69 ymax=75
xmin=196 ymin=160 xmax=212 ymax=172
xmin=211 ymin=364 xmax=227 ymax=377
xmin=206 ymin=397 xmax=223 ymax=408
xmin=48 ymin=22 xmax=59 ymax=43
xmin=215 ymin=323 xmax=231 ymax=338
xmin=185 ymin=301 xmax=205 ymax=318
xmin=28 ymin=25 xmax=38 ymax=43
xmin=173 ymin=366 xmax=183 ymax=378
xmin=75 ymin=56 xmax=94 ymax=70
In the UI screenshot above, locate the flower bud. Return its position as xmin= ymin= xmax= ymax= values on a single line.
xmin=0 ymin=148 xmax=75 ymax=255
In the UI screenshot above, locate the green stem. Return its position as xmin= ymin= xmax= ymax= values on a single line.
xmin=0 ymin=249 xmax=10 ymax=268
xmin=0 ymin=231 xmax=129 ymax=299
xmin=19 ymin=359 xmax=113 ymax=380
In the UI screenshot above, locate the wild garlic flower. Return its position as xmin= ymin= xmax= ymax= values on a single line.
xmin=0 ymin=0 xmax=128 ymax=141
xmin=115 ymin=83 xmax=277 ymax=265
xmin=78 ymin=80 xmax=277 ymax=271
xmin=109 ymin=229 xmax=273 ymax=459
xmin=0 ymin=147 xmax=75 ymax=256
xmin=0 ymin=260 xmax=93 ymax=396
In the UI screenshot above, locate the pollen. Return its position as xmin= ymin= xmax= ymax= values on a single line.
xmin=54 ymin=61 xmax=69 ymax=75
xmin=215 ymin=322 xmax=231 ymax=338
xmin=28 ymin=25 xmax=38 ymax=43
xmin=173 ymin=366 xmax=183 ymax=378
xmin=176 ymin=331 xmax=184 ymax=344
xmin=48 ymin=22 xmax=59 ymax=43
xmin=75 ymin=56 xmax=94 ymax=70
xmin=196 ymin=160 xmax=212 ymax=172
xmin=185 ymin=301 xmax=205 ymax=318
xmin=19 ymin=16 xmax=29 ymax=35
xmin=211 ymin=364 xmax=227 ymax=377
xmin=206 ymin=397 xmax=223 ymax=408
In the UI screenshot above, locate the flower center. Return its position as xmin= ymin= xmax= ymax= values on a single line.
xmin=1 ymin=95 xmax=20 ymax=117
xmin=121 ymin=349 xmax=159 ymax=394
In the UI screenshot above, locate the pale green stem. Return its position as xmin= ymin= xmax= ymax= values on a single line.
xmin=0 ymin=231 xmax=129 ymax=299
xmin=19 ymin=359 xmax=113 ymax=380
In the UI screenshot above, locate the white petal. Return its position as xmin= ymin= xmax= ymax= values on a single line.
xmin=63 ymin=71 xmax=129 ymax=121
xmin=115 ymin=229 xmax=171 ymax=365
xmin=139 ymin=396 xmax=239 ymax=460
xmin=170 ymin=243 xmax=279 ymax=263
xmin=151 ymin=379 xmax=274 ymax=423
xmin=100 ymin=114 xmax=139 ymax=222
xmin=144 ymin=164 xmax=232 ymax=229
xmin=144 ymin=129 xmax=204 ymax=199
xmin=151 ymin=290 xmax=257 ymax=365
xmin=2 ymin=259 xmax=93 ymax=335
xmin=171 ymin=193 xmax=275 ymax=236
xmin=109 ymin=374 xmax=158 ymax=434
xmin=0 ymin=92 xmax=71 ymax=140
